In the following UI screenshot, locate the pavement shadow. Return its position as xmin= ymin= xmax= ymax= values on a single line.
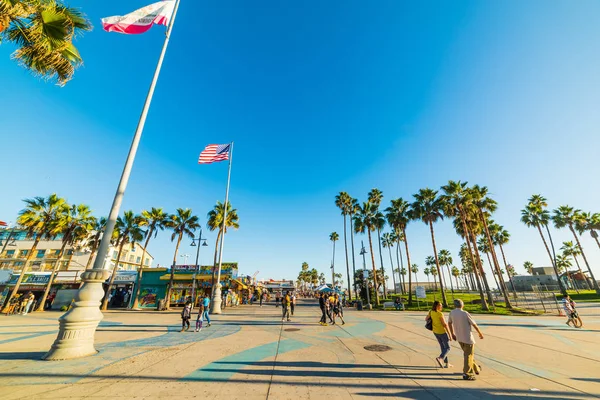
xmin=355 ymin=388 xmax=583 ymax=399
xmin=213 ymin=361 xmax=438 ymax=370
xmin=0 ymin=351 xmax=46 ymax=360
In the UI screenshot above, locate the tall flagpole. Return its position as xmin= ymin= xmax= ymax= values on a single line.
xmin=210 ymin=142 xmax=234 ymax=314
xmin=44 ymin=0 xmax=181 ymax=360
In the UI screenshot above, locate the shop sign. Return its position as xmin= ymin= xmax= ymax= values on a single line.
xmin=174 ymin=264 xmax=197 ymax=272
xmin=109 ymin=271 xmax=137 ymax=283
xmin=7 ymin=273 xmax=50 ymax=285
xmin=172 ymin=282 xmax=193 ymax=289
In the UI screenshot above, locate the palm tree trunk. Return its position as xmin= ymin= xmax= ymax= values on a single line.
xmin=457 ymin=209 xmax=488 ymax=310
xmin=402 ymin=229 xmax=413 ymax=305
xmin=376 ymin=228 xmax=387 ymax=298
xmin=166 ymin=233 xmax=183 ymax=309
xmin=446 ymin=265 xmax=454 ymax=294
xmin=102 ymin=240 xmax=126 ymax=311
xmin=36 ymin=240 xmax=69 ymax=311
xmin=536 ymin=224 xmax=568 ymax=295
xmin=331 ymin=240 xmax=336 ymax=287
xmin=498 ymin=243 xmax=518 ymax=296
xmin=481 ymin=215 xmax=512 ymax=308
xmin=349 ymin=212 xmax=358 ymax=300
xmin=388 ymin=246 xmax=397 ymax=294
xmin=484 ymin=251 xmax=500 ymax=291
xmin=342 ymin=214 xmax=352 ymax=299
xmin=2 ymin=237 xmax=41 ymax=313
xmin=469 ymin=230 xmax=495 ymax=307
xmin=429 ymin=222 xmax=448 ymax=308
xmin=425 ymin=274 xmax=430 ymax=290
xmin=132 ymin=228 xmax=153 ymax=309
xmin=454 ymin=275 xmax=460 ymax=292
xmin=85 ymin=244 xmax=98 ymax=270
xmin=210 ymin=230 xmax=222 ymax=296
xmin=367 ymin=229 xmax=379 ymax=305
xmin=396 ymin=240 xmax=405 ymax=294
xmin=568 ymin=225 xmax=600 ymax=294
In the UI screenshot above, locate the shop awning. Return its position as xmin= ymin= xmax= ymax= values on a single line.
xmin=232 ymin=279 xmax=248 ymax=289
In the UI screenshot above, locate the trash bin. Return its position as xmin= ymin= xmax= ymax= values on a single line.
xmin=157 ymin=299 xmax=165 ymax=311
xmin=356 ymin=300 xmax=363 ymax=311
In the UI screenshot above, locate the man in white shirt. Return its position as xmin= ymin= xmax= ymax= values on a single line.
xmin=448 ymin=299 xmax=484 ymax=380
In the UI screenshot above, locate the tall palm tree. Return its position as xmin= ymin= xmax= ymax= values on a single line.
xmin=131 ymin=207 xmax=168 ymax=309
xmin=470 ymin=185 xmax=512 ymax=308
xmin=385 ymin=198 xmax=415 ymax=305
xmin=523 ymin=261 xmax=534 ymax=275
xmin=37 ymin=203 xmax=94 ymax=311
xmin=578 ymin=212 xmax=600 ymax=251
xmin=411 ymin=264 xmax=419 ymax=287
xmin=354 ymin=201 xmax=380 ymax=305
xmin=491 ymin=223 xmax=517 ymax=296
xmin=412 ymin=188 xmax=448 ymax=307
xmin=555 ymin=253 xmax=575 ymax=290
xmin=429 ymin=263 xmax=438 ymax=291
xmin=83 ymin=216 xmax=107 ymax=270
xmin=552 ymin=205 xmax=599 ymax=293
xmin=335 ymin=192 xmax=353 ymax=299
xmin=400 ymin=267 xmax=407 ymax=292
xmin=382 ymin=232 xmax=396 ymax=294
xmin=560 ymin=241 xmax=589 ymax=290
xmin=423 ymin=267 xmax=430 ymax=289
xmin=165 ymin=208 xmax=200 ymax=308
xmin=441 ymin=180 xmax=488 ymax=309
xmin=0 ymin=0 xmax=92 ymax=85
xmin=329 ymin=232 xmax=339 ymax=286
xmin=393 ymin=231 xmax=406 ymax=294
xmin=2 ymin=194 xmax=67 ymax=312
xmin=451 ymin=266 xmax=461 ymax=291
xmin=101 ymin=211 xmax=144 ymax=311
xmin=368 ymin=189 xmax=387 ymax=298
xmin=347 ymin=196 xmax=359 ymax=299
xmin=207 ymin=201 xmax=240 ymax=293
xmin=521 ymin=195 xmax=567 ymax=295
xmin=438 ymin=249 xmax=454 ymax=294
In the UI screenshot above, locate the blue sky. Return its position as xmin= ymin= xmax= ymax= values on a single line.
xmin=1 ymin=0 xmax=600 ymax=286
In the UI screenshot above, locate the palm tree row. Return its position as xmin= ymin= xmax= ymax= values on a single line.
xmin=1 ymin=194 xmax=240 ymax=312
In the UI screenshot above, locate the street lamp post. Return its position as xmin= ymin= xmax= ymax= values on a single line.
xmin=190 ymin=230 xmax=208 ymax=309
xmin=360 ymin=241 xmax=371 ymax=309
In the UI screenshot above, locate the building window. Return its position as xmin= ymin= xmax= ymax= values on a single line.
xmin=144 ymin=258 xmax=149 ymax=266
xmin=131 ymin=245 xmax=136 ymax=252
xmin=19 ymin=250 xmax=29 ymax=257
xmin=66 ymin=249 xmax=73 ymax=256
xmin=13 ymin=261 xmax=24 ymax=267
xmin=51 ymin=249 xmax=61 ymax=256
xmin=6 ymin=250 xmax=15 ymax=257
xmin=36 ymin=249 xmax=45 ymax=258
xmin=128 ymin=255 xmax=134 ymax=262
xmin=136 ymin=256 xmax=141 ymax=263
xmin=113 ymin=251 xmax=118 ymax=259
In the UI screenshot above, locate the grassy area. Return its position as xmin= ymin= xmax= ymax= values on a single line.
xmin=555 ymin=290 xmax=600 ymax=303
xmin=368 ymin=291 xmax=543 ymax=316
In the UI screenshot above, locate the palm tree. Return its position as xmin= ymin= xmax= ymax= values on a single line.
xmin=560 ymin=241 xmax=590 ymax=290
xmin=555 ymin=253 xmax=574 ymax=289
xmin=521 ymin=195 xmax=567 ymax=295
xmin=382 ymin=232 xmax=397 ymax=294
xmin=2 ymin=194 xmax=67 ymax=312
xmin=335 ymin=192 xmax=353 ymax=300
xmin=441 ymin=180 xmax=488 ymax=309
xmin=393 ymin=231 xmax=406 ymax=294
xmin=37 ymin=203 xmax=94 ymax=311
xmin=329 ymin=231 xmax=339 ymax=286
xmin=101 ymin=211 xmax=144 ymax=311
xmin=400 ymin=267 xmax=407 ymax=292
xmin=207 ymin=201 xmax=240 ymax=294
xmin=131 ymin=207 xmax=168 ymax=309
xmin=579 ymin=212 xmax=600 ymax=251
xmin=429 ymin=263 xmax=438 ymax=291
xmin=165 ymin=208 xmax=200 ymax=308
xmin=368 ymin=189 xmax=387 ymax=298
xmin=410 ymin=263 xmax=419 ymax=284
xmin=385 ymin=198 xmax=415 ymax=305
xmin=553 ymin=206 xmax=599 ymax=293
xmin=451 ymin=266 xmax=461 ymax=291
xmin=0 ymin=0 xmax=92 ymax=85
xmin=523 ymin=261 xmax=534 ymax=275
xmin=423 ymin=267 xmax=430 ymax=289
xmin=83 ymin=216 xmax=107 ymax=270
xmin=412 ymin=188 xmax=448 ymax=307
xmin=319 ymin=272 xmax=325 ymax=285
xmin=348 ymin=197 xmax=359 ymax=299
xmin=491 ymin=223 xmax=517 ymax=296
xmin=354 ymin=201 xmax=380 ymax=305
xmin=438 ymin=249 xmax=454 ymax=294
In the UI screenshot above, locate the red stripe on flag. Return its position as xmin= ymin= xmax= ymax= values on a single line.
xmin=198 ymin=144 xmax=229 ymax=164
xmin=0 ymin=221 xmax=7 ymax=227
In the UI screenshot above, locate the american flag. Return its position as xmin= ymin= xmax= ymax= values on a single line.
xmin=198 ymin=144 xmax=230 ymax=164
xmin=0 ymin=221 xmax=7 ymax=227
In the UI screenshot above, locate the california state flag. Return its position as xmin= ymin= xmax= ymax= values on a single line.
xmin=101 ymin=1 xmax=175 ymax=35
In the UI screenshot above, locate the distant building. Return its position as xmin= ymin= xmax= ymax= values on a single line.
xmin=531 ymin=267 xmax=555 ymax=276
xmin=259 ymin=279 xmax=295 ymax=293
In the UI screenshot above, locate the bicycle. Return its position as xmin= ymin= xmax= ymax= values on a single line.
xmin=570 ymin=310 xmax=583 ymax=328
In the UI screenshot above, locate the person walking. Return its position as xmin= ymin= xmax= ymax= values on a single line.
xmin=326 ymin=293 xmax=335 ymax=324
xmin=318 ymin=293 xmax=328 ymax=326
xmin=426 ymin=300 xmax=452 ymax=368
xmin=282 ymin=291 xmax=291 ymax=322
xmin=562 ymin=294 xmax=576 ymax=327
xmin=334 ymin=293 xmax=345 ymax=325
xmin=195 ymin=302 xmax=205 ymax=332
xmin=290 ymin=292 xmax=296 ymax=316
xmin=448 ymin=299 xmax=484 ymax=380
xmin=259 ymin=291 xmax=264 ymax=307
xmin=275 ymin=292 xmax=280 ymax=308
xmin=22 ymin=292 xmax=35 ymax=315
xmin=180 ymin=301 xmax=192 ymax=332
xmin=202 ymin=294 xmax=212 ymax=327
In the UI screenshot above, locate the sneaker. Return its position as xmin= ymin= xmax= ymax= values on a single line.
xmin=435 ymin=357 xmax=444 ymax=368
xmin=180 ymin=329 xmax=185 ymax=332
xmin=207 ymin=323 xmax=211 ymax=327
xmin=444 ymin=363 xmax=453 ymax=369
xmin=342 ymin=321 xmax=345 ymax=325
xmin=195 ymin=329 xmax=199 ymax=332
xmin=287 ymin=319 xmax=291 ymax=322
xmin=463 ymin=374 xmax=476 ymax=381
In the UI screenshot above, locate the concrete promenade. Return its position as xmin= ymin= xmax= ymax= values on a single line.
xmin=0 ymin=299 xmax=599 ymax=399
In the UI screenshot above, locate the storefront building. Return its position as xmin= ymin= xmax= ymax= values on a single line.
xmin=0 ymin=271 xmax=82 ymax=310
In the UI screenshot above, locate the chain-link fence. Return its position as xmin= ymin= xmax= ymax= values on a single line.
xmin=493 ymin=285 xmax=563 ymax=315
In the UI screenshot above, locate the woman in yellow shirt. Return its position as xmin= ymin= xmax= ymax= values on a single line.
xmin=426 ymin=300 xmax=452 ymax=368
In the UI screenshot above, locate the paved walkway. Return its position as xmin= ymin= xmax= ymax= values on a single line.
xmin=0 ymin=299 xmax=599 ymax=399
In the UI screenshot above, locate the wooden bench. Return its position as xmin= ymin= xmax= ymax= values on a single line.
xmin=383 ymin=301 xmax=405 ymax=310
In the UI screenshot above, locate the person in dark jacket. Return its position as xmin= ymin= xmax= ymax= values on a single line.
xmin=318 ymin=293 xmax=328 ymax=326
xmin=180 ymin=301 xmax=192 ymax=332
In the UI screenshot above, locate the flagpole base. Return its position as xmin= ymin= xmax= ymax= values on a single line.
xmin=210 ymin=284 xmax=222 ymax=314
xmin=43 ymin=269 xmax=110 ymax=361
